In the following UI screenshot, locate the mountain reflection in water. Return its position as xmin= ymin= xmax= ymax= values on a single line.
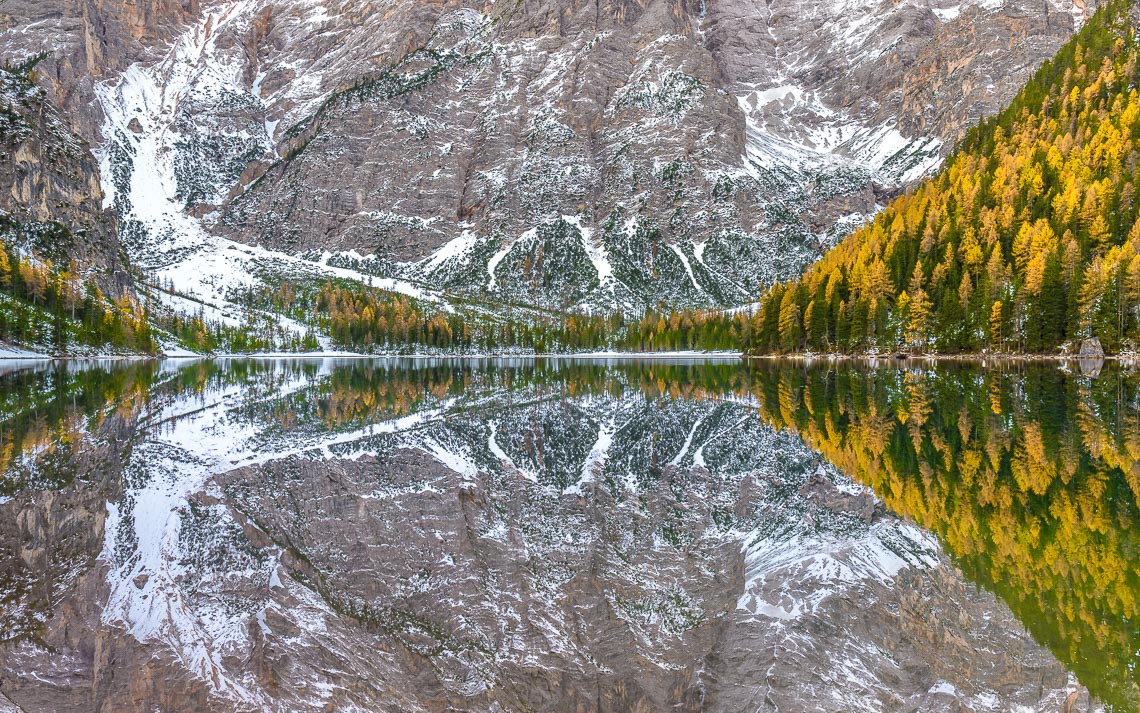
xmin=0 ymin=357 xmax=1133 ymax=712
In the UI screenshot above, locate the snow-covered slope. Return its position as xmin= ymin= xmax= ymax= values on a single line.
xmin=94 ymin=2 xmax=436 ymax=326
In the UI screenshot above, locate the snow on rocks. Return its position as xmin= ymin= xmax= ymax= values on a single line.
xmin=95 ymin=0 xmax=440 ymax=345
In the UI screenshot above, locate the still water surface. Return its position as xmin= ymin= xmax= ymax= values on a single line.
xmin=0 ymin=357 xmax=1135 ymax=711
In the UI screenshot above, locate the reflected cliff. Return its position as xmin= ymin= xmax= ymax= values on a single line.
xmin=0 ymin=357 xmax=1132 ymax=711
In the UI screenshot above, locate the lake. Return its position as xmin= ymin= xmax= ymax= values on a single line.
xmin=0 ymin=357 xmax=1135 ymax=711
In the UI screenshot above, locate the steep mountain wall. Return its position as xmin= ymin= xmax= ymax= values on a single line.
xmin=0 ymin=0 xmax=199 ymax=139
xmin=62 ymin=0 xmax=1089 ymax=312
xmin=0 ymin=66 xmax=126 ymax=286
xmin=0 ymin=0 xmax=202 ymax=289
xmin=0 ymin=0 xmax=1096 ymax=316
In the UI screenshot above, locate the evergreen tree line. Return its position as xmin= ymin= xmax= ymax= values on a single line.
xmin=750 ymin=0 xmax=1140 ymax=355
xmin=151 ymin=309 xmax=321 ymax=354
xmin=0 ymin=239 xmax=156 ymax=353
xmin=236 ymin=277 xmax=752 ymax=354
xmin=315 ymin=281 xmax=749 ymax=353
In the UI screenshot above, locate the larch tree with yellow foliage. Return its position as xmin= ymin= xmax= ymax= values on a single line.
xmin=750 ymin=0 xmax=1140 ymax=355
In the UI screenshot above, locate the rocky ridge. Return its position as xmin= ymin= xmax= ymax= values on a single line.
xmin=0 ymin=65 xmax=127 ymax=287
xmin=0 ymin=0 xmax=1093 ymax=320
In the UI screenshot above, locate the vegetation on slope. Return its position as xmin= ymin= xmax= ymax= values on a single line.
xmin=0 ymin=235 xmax=156 ymax=354
xmin=751 ymin=0 xmax=1140 ymax=355
xmin=235 ymin=277 xmax=752 ymax=354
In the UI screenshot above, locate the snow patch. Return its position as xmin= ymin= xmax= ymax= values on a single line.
xmin=669 ymin=244 xmax=701 ymax=291
xmin=564 ymin=215 xmax=613 ymax=285
xmin=736 ymin=469 xmax=941 ymax=622
xmin=487 ymin=231 xmax=527 ymax=290
xmin=421 ymin=230 xmax=479 ymax=272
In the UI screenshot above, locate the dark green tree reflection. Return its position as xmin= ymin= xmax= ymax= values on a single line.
xmin=750 ymin=358 xmax=1140 ymax=710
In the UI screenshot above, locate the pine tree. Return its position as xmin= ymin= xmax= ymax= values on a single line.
xmin=778 ymin=289 xmax=803 ymax=352
xmin=990 ymin=300 xmax=1005 ymax=349
xmin=908 ymin=289 xmax=934 ymax=350
xmin=0 ymin=243 xmax=10 ymax=288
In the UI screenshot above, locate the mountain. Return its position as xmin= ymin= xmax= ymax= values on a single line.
xmin=0 ymin=0 xmax=1090 ymax=347
xmin=751 ymin=0 xmax=1140 ymax=355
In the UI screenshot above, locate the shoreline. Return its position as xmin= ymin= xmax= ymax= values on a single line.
xmin=0 ymin=350 xmax=745 ymax=363
xmin=741 ymin=352 xmax=1138 ymax=364
xmin=5 ymin=350 xmax=1137 ymax=364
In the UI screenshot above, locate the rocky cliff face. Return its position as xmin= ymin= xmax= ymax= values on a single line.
xmin=0 ymin=66 xmax=126 ymax=285
xmin=233 ymin=0 xmax=1086 ymax=309
xmin=0 ymin=0 xmax=199 ymax=139
xmin=2 ymin=0 xmax=1079 ymax=317
xmin=0 ymin=1 xmax=199 ymax=292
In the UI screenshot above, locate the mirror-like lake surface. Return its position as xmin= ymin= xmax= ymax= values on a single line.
xmin=0 ymin=357 xmax=1135 ymax=712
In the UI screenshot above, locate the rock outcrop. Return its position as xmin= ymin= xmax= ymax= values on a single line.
xmin=0 ymin=0 xmax=200 ymax=140
xmin=1080 ymin=336 xmax=1105 ymax=358
xmin=0 ymin=66 xmax=127 ymax=286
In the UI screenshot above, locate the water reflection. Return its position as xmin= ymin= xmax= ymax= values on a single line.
xmin=0 ymin=357 xmax=1133 ymax=711
xmin=749 ymin=358 xmax=1140 ymax=710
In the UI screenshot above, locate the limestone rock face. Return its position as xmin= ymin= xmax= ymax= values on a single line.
xmin=0 ymin=0 xmax=199 ymax=138
xmin=0 ymin=68 xmax=126 ymax=286
xmin=205 ymin=0 xmax=1089 ymax=308
xmin=0 ymin=0 xmax=1088 ymax=311
xmin=0 ymin=440 xmax=1091 ymax=713
xmin=0 ymin=0 xmax=200 ymax=284
xmin=0 ymin=370 xmax=181 ymax=713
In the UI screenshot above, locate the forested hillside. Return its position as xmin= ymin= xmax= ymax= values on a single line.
xmin=752 ymin=0 xmax=1140 ymax=355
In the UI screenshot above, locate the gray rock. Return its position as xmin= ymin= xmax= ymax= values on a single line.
xmin=0 ymin=0 xmax=200 ymax=139
xmin=1080 ymin=336 xmax=1105 ymax=358
xmin=0 ymin=67 xmax=128 ymax=290
xmin=1078 ymin=338 xmax=1105 ymax=377
xmin=799 ymin=469 xmax=879 ymax=522
xmin=209 ymin=0 xmax=1087 ymax=309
